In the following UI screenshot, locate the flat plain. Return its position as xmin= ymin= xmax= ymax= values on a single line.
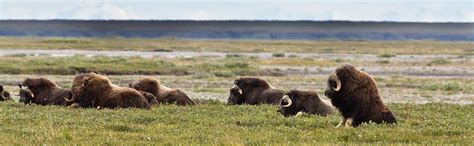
xmin=0 ymin=37 xmax=472 ymax=144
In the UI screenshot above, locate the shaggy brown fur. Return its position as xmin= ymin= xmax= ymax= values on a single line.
xmin=0 ymin=85 xmax=12 ymax=101
xmin=279 ymin=90 xmax=335 ymax=117
xmin=324 ymin=64 xmax=396 ymax=127
xmin=231 ymin=77 xmax=284 ymax=105
xmin=18 ymin=78 xmax=71 ymax=106
xmin=67 ymin=73 xmax=151 ymax=109
xmin=129 ymin=77 xmax=195 ymax=106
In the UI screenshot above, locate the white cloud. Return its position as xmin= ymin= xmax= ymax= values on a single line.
xmin=56 ymin=0 xmax=135 ymax=20
xmin=190 ymin=11 xmax=210 ymax=20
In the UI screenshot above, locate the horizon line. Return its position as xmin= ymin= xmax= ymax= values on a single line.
xmin=1 ymin=19 xmax=473 ymax=24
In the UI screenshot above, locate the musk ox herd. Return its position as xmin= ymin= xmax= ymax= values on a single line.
xmin=0 ymin=64 xmax=396 ymax=128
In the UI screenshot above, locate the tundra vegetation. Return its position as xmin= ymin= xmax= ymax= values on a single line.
xmin=0 ymin=37 xmax=472 ymax=144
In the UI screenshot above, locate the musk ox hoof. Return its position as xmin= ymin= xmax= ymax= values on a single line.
xmin=68 ymin=103 xmax=80 ymax=108
xmin=295 ymin=111 xmax=304 ymax=117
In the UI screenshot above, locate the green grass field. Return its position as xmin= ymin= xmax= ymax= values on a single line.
xmin=1 ymin=37 xmax=473 ymax=55
xmin=0 ymin=37 xmax=472 ymax=144
xmin=0 ymin=102 xmax=472 ymax=144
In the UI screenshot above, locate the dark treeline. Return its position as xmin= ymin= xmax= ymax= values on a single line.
xmin=0 ymin=20 xmax=473 ymax=41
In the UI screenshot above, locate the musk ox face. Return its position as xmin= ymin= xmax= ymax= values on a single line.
xmin=0 ymin=85 xmax=12 ymax=101
xmin=142 ymin=91 xmax=159 ymax=105
xmin=227 ymin=85 xmax=243 ymax=105
xmin=18 ymin=86 xmax=34 ymax=104
xmin=324 ymin=64 xmax=371 ymax=101
xmin=324 ymin=71 xmax=342 ymax=100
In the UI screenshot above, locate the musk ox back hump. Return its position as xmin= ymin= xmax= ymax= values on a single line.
xmin=100 ymin=88 xmax=151 ymax=109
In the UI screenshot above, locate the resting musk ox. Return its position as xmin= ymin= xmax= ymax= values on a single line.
xmin=66 ymin=73 xmax=151 ymax=109
xmin=129 ymin=77 xmax=194 ymax=106
xmin=17 ymin=78 xmax=71 ymax=106
xmin=324 ymin=64 xmax=396 ymax=127
xmin=0 ymin=85 xmax=12 ymax=101
xmin=279 ymin=90 xmax=335 ymax=117
xmin=229 ymin=77 xmax=284 ymax=105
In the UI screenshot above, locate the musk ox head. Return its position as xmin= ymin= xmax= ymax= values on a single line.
xmin=227 ymin=85 xmax=243 ymax=105
xmin=324 ymin=64 xmax=376 ymax=101
xmin=18 ymin=85 xmax=34 ymax=104
xmin=66 ymin=73 xmax=110 ymax=106
xmin=141 ymin=91 xmax=159 ymax=105
xmin=233 ymin=77 xmax=273 ymax=94
xmin=0 ymin=85 xmax=12 ymax=101
xmin=279 ymin=90 xmax=334 ymax=117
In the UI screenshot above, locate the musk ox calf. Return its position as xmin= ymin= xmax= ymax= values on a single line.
xmin=129 ymin=77 xmax=194 ymax=106
xmin=324 ymin=64 xmax=396 ymax=127
xmin=279 ymin=90 xmax=335 ymax=117
xmin=228 ymin=77 xmax=284 ymax=105
xmin=0 ymin=85 xmax=12 ymax=101
xmin=17 ymin=78 xmax=71 ymax=106
xmin=66 ymin=73 xmax=151 ymax=109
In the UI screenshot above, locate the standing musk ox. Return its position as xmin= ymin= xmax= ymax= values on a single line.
xmin=17 ymin=78 xmax=71 ymax=106
xmin=279 ymin=90 xmax=335 ymax=117
xmin=324 ymin=64 xmax=396 ymax=127
xmin=66 ymin=73 xmax=151 ymax=109
xmin=0 ymin=85 xmax=12 ymax=101
xmin=129 ymin=77 xmax=195 ymax=106
xmin=229 ymin=77 xmax=284 ymax=105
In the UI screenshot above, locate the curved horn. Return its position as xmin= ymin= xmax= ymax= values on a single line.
xmin=232 ymin=85 xmax=242 ymax=94
xmin=330 ymin=72 xmax=342 ymax=91
xmin=280 ymin=95 xmax=292 ymax=107
xmin=1 ymin=90 xmax=7 ymax=100
xmin=64 ymin=97 xmax=72 ymax=102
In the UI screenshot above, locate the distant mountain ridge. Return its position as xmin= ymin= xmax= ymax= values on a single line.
xmin=0 ymin=20 xmax=472 ymax=41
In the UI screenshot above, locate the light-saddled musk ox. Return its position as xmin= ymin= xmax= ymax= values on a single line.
xmin=324 ymin=64 xmax=396 ymax=127
xmin=17 ymin=78 xmax=71 ymax=106
xmin=0 ymin=85 xmax=12 ymax=101
xmin=129 ymin=77 xmax=195 ymax=106
xmin=66 ymin=73 xmax=151 ymax=109
xmin=279 ymin=90 xmax=335 ymax=117
xmin=230 ymin=77 xmax=284 ymax=105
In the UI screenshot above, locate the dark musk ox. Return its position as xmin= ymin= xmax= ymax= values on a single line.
xmin=0 ymin=85 xmax=12 ymax=101
xmin=279 ymin=90 xmax=335 ymax=117
xmin=324 ymin=64 xmax=396 ymax=127
xmin=229 ymin=77 xmax=284 ymax=105
xmin=17 ymin=78 xmax=71 ymax=106
xmin=66 ymin=73 xmax=151 ymax=109
xmin=129 ymin=77 xmax=195 ymax=106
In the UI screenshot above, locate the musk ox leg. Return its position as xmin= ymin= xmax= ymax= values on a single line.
xmin=345 ymin=118 xmax=354 ymax=128
xmin=336 ymin=118 xmax=347 ymax=128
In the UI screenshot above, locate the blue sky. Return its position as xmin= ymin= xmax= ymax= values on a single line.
xmin=0 ymin=0 xmax=472 ymax=22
